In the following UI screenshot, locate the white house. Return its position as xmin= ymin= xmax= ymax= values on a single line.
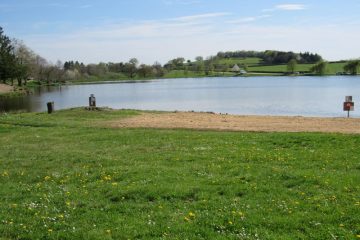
xmin=231 ymin=64 xmax=241 ymax=72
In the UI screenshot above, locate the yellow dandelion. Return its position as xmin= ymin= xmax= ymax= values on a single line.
xmin=184 ymin=216 xmax=190 ymax=222
xmin=44 ymin=176 xmax=51 ymax=181
xmin=106 ymin=229 xmax=111 ymax=234
xmin=188 ymin=211 xmax=195 ymax=218
xmin=228 ymin=221 xmax=233 ymax=225
xmin=48 ymin=229 xmax=53 ymax=233
xmin=102 ymin=175 xmax=112 ymax=181
xmin=356 ymin=235 xmax=360 ymax=238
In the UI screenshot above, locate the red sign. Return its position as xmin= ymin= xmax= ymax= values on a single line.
xmin=343 ymin=102 xmax=354 ymax=111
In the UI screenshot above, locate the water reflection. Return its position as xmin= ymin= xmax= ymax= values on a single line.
xmin=1 ymin=76 xmax=359 ymax=117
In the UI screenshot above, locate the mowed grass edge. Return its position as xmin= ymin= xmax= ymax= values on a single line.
xmin=0 ymin=108 xmax=359 ymax=239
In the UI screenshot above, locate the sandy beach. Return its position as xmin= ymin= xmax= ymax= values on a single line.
xmin=109 ymin=111 xmax=360 ymax=134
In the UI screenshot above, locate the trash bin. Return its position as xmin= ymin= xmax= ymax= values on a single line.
xmin=47 ymin=102 xmax=54 ymax=114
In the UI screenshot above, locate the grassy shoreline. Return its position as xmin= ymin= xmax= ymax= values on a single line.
xmin=0 ymin=108 xmax=359 ymax=239
xmin=1 ymin=57 xmax=358 ymax=95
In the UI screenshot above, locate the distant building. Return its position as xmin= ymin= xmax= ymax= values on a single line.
xmin=231 ymin=64 xmax=241 ymax=72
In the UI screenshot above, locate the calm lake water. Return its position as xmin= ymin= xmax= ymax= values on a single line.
xmin=1 ymin=76 xmax=359 ymax=117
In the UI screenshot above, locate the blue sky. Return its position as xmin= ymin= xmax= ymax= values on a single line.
xmin=1 ymin=0 xmax=360 ymax=64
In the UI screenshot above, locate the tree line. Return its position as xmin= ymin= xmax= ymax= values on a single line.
xmin=1 ymin=26 xmax=360 ymax=87
xmin=0 ymin=27 xmax=66 ymax=86
xmin=217 ymin=50 xmax=323 ymax=64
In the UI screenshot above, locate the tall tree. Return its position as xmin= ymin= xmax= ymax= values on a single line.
xmin=343 ymin=60 xmax=360 ymax=75
xmin=287 ymin=59 xmax=297 ymax=73
xmin=124 ymin=58 xmax=138 ymax=78
xmin=152 ymin=62 xmax=165 ymax=77
xmin=12 ymin=39 xmax=35 ymax=86
xmin=138 ymin=64 xmax=153 ymax=78
xmin=310 ymin=61 xmax=327 ymax=75
xmin=0 ymin=27 xmax=16 ymax=83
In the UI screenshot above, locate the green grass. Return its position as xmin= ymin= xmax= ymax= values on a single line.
xmin=248 ymin=62 xmax=348 ymax=75
xmin=0 ymin=109 xmax=359 ymax=239
xmin=248 ymin=64 xmax=312 ymax=73
xmin=163 ymin=70 xmax=235 ymax=78
xmin=71 ymin=72 xmax=130 ymax=83
xmin=326 ymin=62 xmax=348 ymax=74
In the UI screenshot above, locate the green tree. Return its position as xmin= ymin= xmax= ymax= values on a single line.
xmin=204 ymin=61 xmax=214 ymax=75
xmin=195 ymin=56 xmax=204 ymax=74
xmin=129 ymin=58 xmax=139 ymax=67
xmin=310 ymin=61 xmax=327 ymax=75
xmin=152 ymin=62 xmax=165 ymax=78
xmin=138 ymin=64 xmax=153 ymax=78
xmin=287 ymin=59 xmax=297 ymax=73
xmin=0 ymin=27 xmax=16 ymax=84
xmin=343 ymin=60 xmax=360 ymax=75
xmin=243 ymin=63 xmax=249 ymax=72
xmin=12 ymin=39 xmax=35 ymax=86
xmin=124 ymin=59 xmax=138 ymax=78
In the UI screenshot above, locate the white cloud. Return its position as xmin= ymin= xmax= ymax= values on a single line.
xmin=275 ymin=4 xmax=306 ymax=10
xmin=172 ymin=12 xmax=231 ymax=22
xmin=24 ymin=13 xmax=360 ymax=64
xmin=227 ymin=15 xmax=271 ymax=24
xmin=262 ymin=4 xmax=306 ymax=12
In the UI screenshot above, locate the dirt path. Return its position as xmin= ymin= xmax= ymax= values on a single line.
xmin=109 ymin=112 xmax=360 ymax=134
xmin=0 ymin=84 xmax=13 ymax=94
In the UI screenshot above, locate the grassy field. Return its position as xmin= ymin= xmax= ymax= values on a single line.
xmin=163 ymin=70 xmax=235 ymax=78
xmin=248 ymin=62 xmax=347 ymax=75
xmin=0 ymin=109 xmax=359 ymax=239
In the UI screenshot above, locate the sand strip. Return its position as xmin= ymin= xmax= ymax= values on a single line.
xmin=109 ymin=112 xmax=360 ymax=134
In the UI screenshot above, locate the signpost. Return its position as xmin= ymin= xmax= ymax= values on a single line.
xmin=343 ymin=96 xmax=354 ymax=118
xmin=89 ymin=94 xmax=96 ymax=108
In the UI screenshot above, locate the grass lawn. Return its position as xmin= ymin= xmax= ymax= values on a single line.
xmin=248 ymin=62 xmax=348 ymax=75
xmin=248 ymin=64 xmax=312 ymax=73
xmin=0 ymin=109 xmax=359 ymax=239
xmin=163 ymin=70 xmax=235 ymax=78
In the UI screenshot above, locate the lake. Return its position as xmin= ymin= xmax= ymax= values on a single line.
xmin=1 ymin=76 xmax=359 ymax=117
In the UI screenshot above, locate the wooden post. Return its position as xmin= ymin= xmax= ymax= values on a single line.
xmin=47 ymin=102 xmax=54 ymax=114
